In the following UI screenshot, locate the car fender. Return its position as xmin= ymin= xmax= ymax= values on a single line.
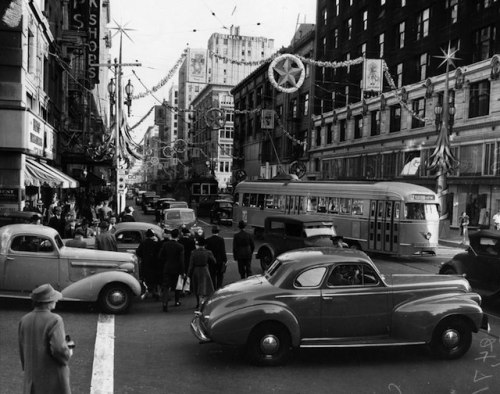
xmin=256 ymin=244 xmax=276 ymax=260
xmin=209 ymin=303 xmax=301 ymax=347
xmin=61 ymin=271 xmax=142 ymax=302
xmin=439 ymin=259 xmax=466 ymax=275
xmin=392 ymin=293 xmax=484 ymax=343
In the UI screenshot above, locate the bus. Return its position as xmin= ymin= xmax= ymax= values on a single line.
xmin=233 ymin=180 xmax=440 ymax=256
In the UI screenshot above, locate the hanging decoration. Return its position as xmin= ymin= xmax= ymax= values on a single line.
xmin=131 ymin=48 xmax=188 ymax=100
xmin=205 ymin=108 xmax=226 ymax=129
xmin=209 ymin=49 xmax=280 ymax=66
xmin=268 ymin=54 xmax=305 ymax=93
xmin=289 ymin=161 xmax=306 ymax=179
xmin=130 ymin=106 xmax=154 ymax=130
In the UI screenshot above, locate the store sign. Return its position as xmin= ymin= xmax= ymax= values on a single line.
xmin=0 ymin=188 xmax=18 ymax=202
xmin=28 ymin=113 xmax=44 ymax=157
xmin=69 ymin=0 xmax=101 ymax=86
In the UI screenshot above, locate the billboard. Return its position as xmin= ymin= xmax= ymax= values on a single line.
xmin=188 ymin=49 xmax=207 ymax=83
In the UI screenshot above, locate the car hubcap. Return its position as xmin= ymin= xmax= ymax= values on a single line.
xmin=109 ymin=290 xmax=126 ymax=306
xmin=260 ymin=334 xmax=279 ymax=355
xmin=442 ymin=328 xmax=460 ymax=348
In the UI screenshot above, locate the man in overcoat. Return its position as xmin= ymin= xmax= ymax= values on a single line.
xmin=205 ymin=225 xmax=227 ymax=290
xmin=95 ymin=221 xmax=118 ymax=251
xmin=158 ymin=228 xmax=185 ymax=312
xmin=18 ymin=284 xmax=73 ymax=394
xmin=232 ymin=220 xmax=255 ymax=279
xmin=136 ymin=228 xmax=161 ymax=299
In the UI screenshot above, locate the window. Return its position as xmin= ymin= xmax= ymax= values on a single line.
xmin=354 ymin=115 xmax=363 ymax=139
xmin=28 ymin=28 xmax=35 ymax=74
xmin=417 ymin=53 xmax=429 ymax=81
xmin=323 ymin=36 xmax=327 ymax=54
xmin=339 ymin=119 xmax=346 ymax=142
xmin=411 ymin=98 xmax=426 ymax=128
xmin=335 ymin=0 xmax=340 ymax=15
xmin=416 ymin=8 xmax=430 ymax=40
xmin=303 ymin=93 xmax=309 ymax=116
xmin=473 ymin=25 xmax=496 ymax=62
xmin=346 ymin=18 xmax=353 ymax=40
xmin=484 ymin=143 xmax=495 ymax=176
xmin=294 ymin=267 xmax=327 ymax=288
xmin=291 ymin=98 xmax=298 ymax=118
xmin=362 ymin=10 xmax=368 ymax=30
xmin=390 ymin=105 xmax=401 ymax=132
xmin=360 ymin=42 xmax=367 ymax=57
xmin=459 ymin=144 xmax=482 ymax=176
xmin=334 ymin=29 xmax=339 ymax=48
xmin=11 ymin=236 xmax=54 ymax=253
xmin=397 ymin=21 xmax=405 ymax=49
xmin=469 ymin=80 xmax=490 ymax=118
xmin=379 ymin=33 xmax=385 ymax=58
xmin=371 ymin=110 xmax=381 ymax=136
xmin=322 ymin=7 xmax=327 ymax=25
xmin=396 ymin=63 xmax=403 ymax=88
xmin=326 ymin=124 xmax=333 ymax=144
xmin=446 ymin=0 xmax=458 ymax=24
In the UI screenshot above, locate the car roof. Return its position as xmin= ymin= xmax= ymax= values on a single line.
xmin=0 ymin=211 xmax=42 ymax=219
xmin=214 ymin=199 xmax=233 ymax=203
xmin=0 ymin=223 xmax=58 ymax=236
xmin=276 ymin=247 xmax=370 ymax=265
xmin=113 ymin=222 xmax=163 ymax=233
xmin=265 ymin=215 xmax=334 ymax=225
xmin=158 ymin=197 xmax=176 ymax=202
xmin=164 ymin=207 xmax=195 ymax=213
xmin=469 ymin=230 xmax=500 ymax=240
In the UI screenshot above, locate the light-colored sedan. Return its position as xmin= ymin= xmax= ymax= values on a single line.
xmin=0 ymin=224 xmax=142 ymax=313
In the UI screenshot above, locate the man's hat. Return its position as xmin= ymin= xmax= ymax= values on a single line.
xmin=31 ymin=284 xmax=62 ymax=303
xmin=238 ymin=220 xmax=246 ymax=229
xmin=37 ymin=200 xmax=43 ymax=206
xmin=181 ymin=227 xmax=190 ymax=234
xmin=212 ymin=225 xmax=220 ymax=233
xmin=99 ymin=220 xmax=109 ymax=229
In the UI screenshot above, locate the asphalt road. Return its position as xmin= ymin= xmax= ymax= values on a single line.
xmin=1 ymin=206 xmax=500 ymax=394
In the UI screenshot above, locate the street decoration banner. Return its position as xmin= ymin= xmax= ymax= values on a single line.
xmin=362 ymin=59 xmax=383 ymax=92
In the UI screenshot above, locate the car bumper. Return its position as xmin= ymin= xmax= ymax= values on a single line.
xmin=481 ymin=314 xmax=490 ymax=332
xmin=190 ymin=313 xmax=212 ymax=343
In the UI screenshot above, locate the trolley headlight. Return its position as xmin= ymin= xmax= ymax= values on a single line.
xmin=424 ymin=232 xmax=432 ymax=240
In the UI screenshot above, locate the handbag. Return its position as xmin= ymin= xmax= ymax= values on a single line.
xmin=182 ymin=277 xmax=191 ymax=293
xmin=176 ymin=275 xmax=184 ymax=291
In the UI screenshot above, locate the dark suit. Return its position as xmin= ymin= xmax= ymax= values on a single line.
xmin=48 ymin=215 xmax=65 ymax=237
xmin=95 ymin=232 xmax=118 ymax=251
xmin=232 ymin=229 xmax=255 ymax=279
xmin=158 ymin=239 xmax=185 ymax=307
xmin=205 ymin=234 xmax=227 ymax=290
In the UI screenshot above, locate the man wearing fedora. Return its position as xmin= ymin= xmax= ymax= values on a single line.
xmin=205 ymin=225 xmax=227 ymax=290
xmin=232 ymin=220 xmax=255 ymax=279
xmin=18 ymin=284 xmax=73 ymax=394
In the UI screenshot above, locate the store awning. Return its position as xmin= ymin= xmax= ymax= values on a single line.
xmin=25 ymin=158 xmax=79 ymax=189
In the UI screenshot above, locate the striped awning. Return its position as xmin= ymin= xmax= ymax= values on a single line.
xmin=25 ymin=158 xmax=79 ymax=189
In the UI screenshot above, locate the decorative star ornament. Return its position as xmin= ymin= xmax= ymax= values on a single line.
xmin=109 ymin=19 xmax=135 ymax=43
xmin=435 ymin=42 xmax=460 ymax=69
xmin=268 ymin=54 xmax=305 ymax=93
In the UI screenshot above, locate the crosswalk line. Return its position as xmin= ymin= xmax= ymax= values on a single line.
xmin=90 ymin=314 xmax=114 ymax=394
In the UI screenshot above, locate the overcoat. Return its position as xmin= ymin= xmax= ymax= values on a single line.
xmin=232 ymin=229 xmax=255 ymax=260
xmin=158 ymin=239 xmax=185 ymax=277
xmin=95 ymin=232 xmax=118 ymax=251
xmin=18 ymin=309 xmax=72 ymax=394
xmin=188 ymin=248 xmax=215 ymax=296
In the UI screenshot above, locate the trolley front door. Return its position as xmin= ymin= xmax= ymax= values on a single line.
xmin=369 ymin=200 xmax=398 ymax=253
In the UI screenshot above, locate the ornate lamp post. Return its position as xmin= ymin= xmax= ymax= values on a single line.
xmin=107 ymin=78 xmax=116 ymax=118
xmin=124 ymin=79 xmax=134 ymax=117
xmin=428 ymin=45 xmax=459 ymax=236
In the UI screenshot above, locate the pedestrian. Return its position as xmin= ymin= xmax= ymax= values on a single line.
xmin=65 ymin=228 xmax=87 ymax=249
xmin=136 ymin=228 xmax=161 ymax=299
xmin=178 ymin=227 xmax=196 ymax=275
xmin=108 ymin=215 xmax=118 ymax=231
xmin=188 ymin=236 xmax=215 ymax=310
xmin=158 ymin=228 xmax=185 ymax=312
xmin=63 ymin=216 xmax=77 ymax=239
xmin=30 ymin=214 xmax=42 ymax=225
xmin=459 ymin=211 xmax=470 ymax=244
xmin=493 ymin=209 xmax=500 ymax=230
xmin=48 ymin=206 xmax=66 ymax=237
xmin=120 ymin=206 xmax=136 ymax=222
xmin=18 ymin=284 xmax=73 ymax=394
xmin=98 ymin=200 xmax=112 ymax=221
xmin=205 ymin=225 xmax=227 ymax=290
xmin=95 ymin=220 xmax=117 ymax=251
xmin=232 ymin=220 xmax=255 ymax=279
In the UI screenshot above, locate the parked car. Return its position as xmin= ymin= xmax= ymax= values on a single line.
xmin=191 ymin=247 xmax=488 ymax=366
xmin=209 ymin=200 xmax=234 ymax=226
xmin=439 ymin=230 xmax=500 ymax=298
xmin=0 ymin=210 xmax=43 ymax=227
xmin=142 ymin=193 xmax=160 ymax=214
xmin=0 ymin=224 xmax=142 ymax=313
xmin=163 ymin=208 xmax=201 ymax=235
xmin=255 ymin=215 xmax=337 ymax=271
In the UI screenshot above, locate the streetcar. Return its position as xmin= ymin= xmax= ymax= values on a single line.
xmin=157 ymin=176 xmax=219 ymax=211
xmin=233 ymin=180 xmax=440 ymax=256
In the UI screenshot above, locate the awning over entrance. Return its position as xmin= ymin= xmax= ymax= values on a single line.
xmin=25 ymin=158 xmax=79 ymax=189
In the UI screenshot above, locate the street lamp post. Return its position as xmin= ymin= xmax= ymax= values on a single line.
xmin=428 ymin=45 xmax=459 ymax=237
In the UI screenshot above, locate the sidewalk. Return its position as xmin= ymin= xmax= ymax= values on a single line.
xmin=438 ymin=227 xmax=473 ymax=248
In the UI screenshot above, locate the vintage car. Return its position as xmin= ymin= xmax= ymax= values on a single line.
xmin=163 ymin=207 xmax=201 ymax=235
xmin=0 ymin=210 xmax=43 ymax=227
xmin=255 ymin=215 xmax=337 ymax=271
xmin=0 ymin=224 xmax=142 ymax=313
xmin=191 ymin=247 xmax=488 ymax=366
xmin=142 ymin=193 xmax=160 ymax=215
xmin=70 ymin=222 xmax=164 ymax=252
xmin=155 ymin=199 xmax=188 ymax=223
xmin=209 ymin=199 xmax=234 ymax=226
xmin=439 ymin=230 xmax=500 ymax=298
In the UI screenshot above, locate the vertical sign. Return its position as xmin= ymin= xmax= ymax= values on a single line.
xmin=362 ymin=59 xmax=383 ymax=92
xmin=188 ymin=49 xmax=207 ymax=83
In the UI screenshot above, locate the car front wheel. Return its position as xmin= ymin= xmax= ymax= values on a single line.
xmin=259 ymin=249 xmax=273 ymax=272
xmin=430 ymin=317 xmax=472 ymax=359
xmin=99 ymin=283 xmax=132 ymax=314
xmin=247 ymin=322 xmax=291 ymax=366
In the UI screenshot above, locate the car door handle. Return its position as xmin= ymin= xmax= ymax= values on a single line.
xmin=322 ymin=296 xmax=334 ymax=300
xmin=6 ymin=257 xmax=14 ymax=261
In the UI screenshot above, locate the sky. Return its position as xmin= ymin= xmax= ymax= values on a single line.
xmin=108 ymin=0 xmax=317 ymax=139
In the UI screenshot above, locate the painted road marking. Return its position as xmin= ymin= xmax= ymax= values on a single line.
xmin=90 ymin=314 xmax=114 ymax=394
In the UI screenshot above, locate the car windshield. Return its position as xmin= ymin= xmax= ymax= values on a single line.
xmin=405 ymin=203 xmax=439 ymax=220
xmin=303 ymin=226 xmax=335 ymax=237
xmin=264 ymin=259 xmax=291 ymax=285
xmin=55 ymin=234 xmax=64 ymax=248
xmin=166 ymin=211 xmax=195 ymax=221
xmin=218 ymin=202 xmax=233 ymax=208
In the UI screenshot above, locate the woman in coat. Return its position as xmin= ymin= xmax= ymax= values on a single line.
xmin=18 ymin=284 xmax=73 ymax=394
xmin=188 ymin=236 xmax=215 ymax=309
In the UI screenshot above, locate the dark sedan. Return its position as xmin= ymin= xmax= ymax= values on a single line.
xmin=440 ymin=230 xmax=500 ymax=298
